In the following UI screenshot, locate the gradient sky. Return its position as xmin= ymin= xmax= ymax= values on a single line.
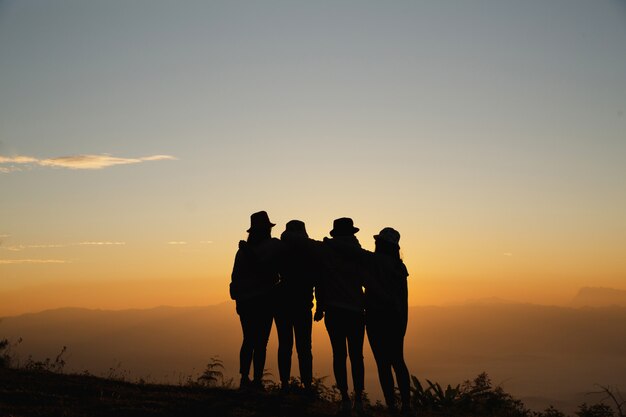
xmin=1 ymin=0 xmax=626 ymax=315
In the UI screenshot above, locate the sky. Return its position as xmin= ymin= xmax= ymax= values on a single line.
xmin=1 ymin=0 xmax=626 ymax=316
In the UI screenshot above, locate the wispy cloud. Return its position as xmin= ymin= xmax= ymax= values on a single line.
xmin=0 ymin=156 xmax=38 ymax=164
xmin=79 ymin=241 xmax=126 ymax=246
xmin=0 ymin=153 xmax=176 ymax=172
xmin=168 ymin=241 xmax=188 ymax=245
xmin=2 ymin=244 xmax=66 ymax=252
xmin=200 ymin=241 xmax=214 ymax=244
xmin=0 ymin=259 xmax=68 ymax=265
xmin=0 ymin=241 xmax=126 ymax=251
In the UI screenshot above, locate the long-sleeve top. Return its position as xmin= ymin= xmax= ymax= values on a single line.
xmin=316 ymin=236 xmax=368 ymax=313
xmin=364 ymin=253 xmax=409 ymax=317
xmin=276 ymin=231 xmax=318 ymax=311
xmin=230 ymin=237 xmax=282 ymax=302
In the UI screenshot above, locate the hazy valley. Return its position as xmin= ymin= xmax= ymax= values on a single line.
xmin=2 ymin=290 xmax=626 ymax=414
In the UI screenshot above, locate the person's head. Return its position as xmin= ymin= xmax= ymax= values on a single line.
xmin=282 ymin=219 xmax=309 ymax=239
xmin=329 ymin=217 xmax=359 ymax=238
xmin=374 ymin=227 xmax=401 ymax=257
xmin=247 ymin=211 xmax=275 ymax=241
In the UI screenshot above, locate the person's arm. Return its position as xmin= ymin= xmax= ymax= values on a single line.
xmin=229 ymin=242 xmax=247 ymax=300
xmin=312 ymin=240 xmax=326 ymax=321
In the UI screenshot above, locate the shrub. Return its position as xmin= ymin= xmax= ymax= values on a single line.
xmin=411 ymin=372 xmax=531 ymax=416
xmin=0 ymin=338 xmax=9 ymax=368
xmin=577 ymin=403 xmax=615 ymax=417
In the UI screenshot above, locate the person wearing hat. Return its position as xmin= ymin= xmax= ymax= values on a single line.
xmin=230 ymin=211 xmax=283 ymax=390
xmin=365 ymin=227 xmax=411 ymax=416
xmin=275 ymin=219 xmax=317 ymax=392
xmin=315 ymin=217 xmax=368 ymax=415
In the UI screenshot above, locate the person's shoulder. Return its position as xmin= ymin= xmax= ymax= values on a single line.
xmin=264 ymin=237 xmax=284 ymax=252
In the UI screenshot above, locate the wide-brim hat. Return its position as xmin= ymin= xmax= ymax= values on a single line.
xmin=247 ymin=211 xmax=275 ymax=232
xmin=374 ymin=227 xmax=400 ymax=246
xmin=284 ymin=219 xmax=308 ymax=237
xmin=285 ymin=220 xmax=306 ymax=234
xmin=330 ymin=217 xmax=359 ymax=237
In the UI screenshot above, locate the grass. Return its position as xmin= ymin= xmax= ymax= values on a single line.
xmin=0 ymin=338 xmax=622 ymax=417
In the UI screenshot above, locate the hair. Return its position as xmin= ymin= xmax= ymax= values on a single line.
xmin=375 ymin=239 xmax=400 ymax=260
xmin=247 ymin=227 xmax=271 ymax=244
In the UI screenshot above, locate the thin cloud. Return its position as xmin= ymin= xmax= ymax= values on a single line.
xmin=0 ymin=166 xmax=25 ymax=173
xmin=0 ymin=156 xmax=38 ymax=164
xmin=0 ymin=241 xmax=126 ymax=251
xmin=0 ymin=153 xmax=176 ymax=172
xmin=79 ymin=241 xmax=126 ymax=246
xmin=2 ymin=244 xmax=66 ymax=252
xmin=39 ymin=154 xmax=177 ymax=169
xmin=168 ymin=241 xmax=188 ymax=245
xmin=0 ymin=259 xmax=68 ymax=265
xmin=200 ymin=240 xmax=214 ymax=244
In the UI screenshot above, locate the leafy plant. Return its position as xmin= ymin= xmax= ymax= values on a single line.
xmin=591 ymin=385 xmax=625 ymax=417
xmin=0 ymin=338 xmax=10 ymax=368
xmin=106 ymin=361 xmax=130 ymax=381
xmin=0 ymin=336 xmax=22 ymax=368
xmin=534 ymin=405 xmax=566 ymax=417
xmin=311 ymin=376 xmax=341 ymax=402
xmin=577 ymin=403 xmax=615 ymax=417
xmin=411 ymin=372 xmax=531 ymax=416
xmin=24 ymin=345 xmax=67 ymax=373
xmin=197 ymin=357 xmax=228 ymax=388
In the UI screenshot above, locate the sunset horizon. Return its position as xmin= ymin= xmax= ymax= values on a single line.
xmin=1 ymin=2 xmax=625 ymax=414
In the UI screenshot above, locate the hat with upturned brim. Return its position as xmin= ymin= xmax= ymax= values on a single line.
xmin=330 ymin=217 xmax=359 ymax=237
xmin=374 ymin=227 xmax=400 ymax=246
xmin=247 ymin=211 xmax=275 ymax=232
xmin=280 ymin=220 xmax=309 ymax=239
xmin=284 ymin=219 xmax=308 ymax=237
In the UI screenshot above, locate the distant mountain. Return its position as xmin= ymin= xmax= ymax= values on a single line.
xmin=2 ymin=302 xmax=626 ymax=414
xmin=570 ymin=287 xmax=626 ymax=307
xmin=461 ymin=297 xmax=519 ymax=306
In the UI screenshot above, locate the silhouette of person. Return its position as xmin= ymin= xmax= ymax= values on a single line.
xmin=275 ymin=220 xmax=316 ymax=392
xmin=230 ymin=211 xmax=282 ymax=390
xmin=365 ymin=227 xmax=411 ymax=415
xmin=315 ymin=217 xmax=367 ymax=415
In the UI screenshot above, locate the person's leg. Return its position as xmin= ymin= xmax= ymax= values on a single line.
xmin=252 ymin=305 xmax=274 ymax=384
xmin=346 ymin=310 xmax=365 ymax=401
xmin=274 ymin=309 xmax=294 ymax=386
xmin=324 ymin=308 xmax=349 ymax=398
xmin=294 ymin=309 xmax=313 ymax=388
xmin=366 ymin=312 xmax=396 ymax=408
xmin=238 ymin=306 xmax=255 ymax=386
xmin=391 ymin=316 xmax=411 ymax=411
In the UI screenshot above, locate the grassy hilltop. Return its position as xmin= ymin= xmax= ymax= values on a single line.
xmin=1 ymin=363 xmax=622 ymax=417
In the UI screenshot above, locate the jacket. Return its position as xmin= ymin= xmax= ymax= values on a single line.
xmin=316 ymin=236 xmax=368 ymax=313
xmin=230 ymin=237 xmax=282 ymax=302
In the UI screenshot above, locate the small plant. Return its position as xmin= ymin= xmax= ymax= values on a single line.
xmin=0 ymin=338 xmax=10 ymax=368
xmin=411 ymin=372 xmax=531 ymax=416
xmin=311 ymin=376 xmax=341 ymax=402
xmin=534 ymin=405 xmax=566 ymax=417
xmin=106 ymin=361 xmax=130 ymax=381
xmin=23 ymin=345 xmax=67 ymax=373
xmin=577 ymin=403 xmax=615 ymax=417
xmin=197 ymin=357 xmax=226 ymax=387
xmin=0 ymin=337 xmax=22 ymax=368
xmin=591 ymin=385 xmax=625 ymax=417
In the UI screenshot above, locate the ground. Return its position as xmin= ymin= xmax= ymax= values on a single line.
xmin=0 ymin=367 xmax=381 ymax=417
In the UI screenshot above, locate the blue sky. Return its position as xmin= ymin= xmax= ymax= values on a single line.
xmin=1 ymin=0 xmax=626 ymax=313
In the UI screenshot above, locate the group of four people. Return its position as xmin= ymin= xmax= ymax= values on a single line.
xmin=230 ymin=211 xmax=411 ymax=415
